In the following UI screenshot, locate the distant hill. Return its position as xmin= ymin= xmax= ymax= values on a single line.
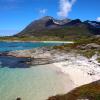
xmin=14 ymin=16 xmax=100 ymax=40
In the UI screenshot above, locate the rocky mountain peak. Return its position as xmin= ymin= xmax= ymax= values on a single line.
xmin=15 ymin=16 xmax=100 ymax=37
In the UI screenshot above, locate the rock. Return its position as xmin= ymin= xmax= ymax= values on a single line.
xmin=95 ymin=35 xmax=100 ymax=38
xmin=0 ymin=56 xmax=31 ymax=68
xmin=85 ymin=43 xmax=100 ymax=49
xmin=77 ymin=43 xmax=100 ymax=50
xmin=31 ymin=58 xmax=53 ymax=65
xmin=16 ymin=97 xmax=21 ymax=100
xmin=32 ymin=52 xmax=52 ymax=59
xmin=7 ymin=50 xmax=33 ymax=58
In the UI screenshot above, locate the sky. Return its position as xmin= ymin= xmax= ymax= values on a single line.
xmin=0 ymin=0 xmax=100 ymax=36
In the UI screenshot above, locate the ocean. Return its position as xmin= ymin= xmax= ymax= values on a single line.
xmin=0 ymin=42 xmax=74 ymax=100
xmin=0 ymin=42 xmax=63 ymax=52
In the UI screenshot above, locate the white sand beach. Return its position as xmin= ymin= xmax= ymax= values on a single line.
xmin=53 ymin=54 xmax=100 ymax=87
xmin=42 ymin=41 xmax=74 ymax=44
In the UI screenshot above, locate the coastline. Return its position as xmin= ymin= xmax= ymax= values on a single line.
xmin=53 ymin=62 xmax=93 ymax=87
xmin=0 ymin=40 xmax=74 ymax=44
xmin=1 ymin=45 xmax=100 ymax=87
xmin=42 ymin=41 xmax=74 ymax=44
xmin=53 ymin=55 xmax=100 ymax=88
xmin=0 ymin=42 xmax=100 ymax=99
xmin=0 ymin=64 xmax=75 ymax=100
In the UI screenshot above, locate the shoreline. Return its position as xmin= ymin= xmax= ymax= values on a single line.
xmin=0 ymin=43 xmax=100 ymax=94
xmin=1 ymin=46 xmax=100 ymax=86
xmin=0 ymin=45 xmax=100 ymax=99
xmin=0 ymin=63 xmax=75 ymax=100
xmin=53 ymin=62 xmax=93 ymax=87
xmin=53 ymin=55 xmax=100 ymax=88
xmin=42 ymin=41 xmax=74 ymax=44
xmin=0 ymin=40 xmax=74 ymax=44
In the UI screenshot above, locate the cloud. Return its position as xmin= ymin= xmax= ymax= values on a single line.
xmin=57 ymin=0 xmax=76 ymax=18
xmin=39 ymin=9 xmax=48 ymax=15
xmin=96 ymin=17 xmax=100 ymax=22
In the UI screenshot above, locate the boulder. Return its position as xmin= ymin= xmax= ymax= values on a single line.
xmin=85 ymin=43 xmax=100 ymax=49
xmin=16 ymin=97 xmax=21 ymax=100
xmin=77 ymin=43 xmax=100 ymax=50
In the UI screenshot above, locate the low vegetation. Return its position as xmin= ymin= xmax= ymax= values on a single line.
xmin=0 ymin=25 xmax=93 ymax=41
xmin=52 ymin=38 xmax=100 ymax=100
xmin=29 ymin=26 xmax=92 ymax=41
xmin=53 ymin=36 xmax=100 ymax=60
xmin=47 ymin=80 xmax=100 ymax=100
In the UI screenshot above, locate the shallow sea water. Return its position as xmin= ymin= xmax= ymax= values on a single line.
xmin=0 ymin=42 xmax=74 ymax=100
xmin=0 ymin=65 xmax=74 ymax=100
xmin=0 ymin=42 xmax=63 ymax=52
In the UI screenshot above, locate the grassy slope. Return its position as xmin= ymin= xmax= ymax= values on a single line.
xmin=53 ymin=36 xmax=100 ymax=58
xmin=0 ymin=25 xmax=92 ymax=41
xmin=47 ymin=80 xmax=100 ymax=100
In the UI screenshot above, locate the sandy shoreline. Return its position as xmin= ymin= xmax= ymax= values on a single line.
xmin=0 ymin=40 xmax=74 ymax=44
xmin=53 ymin=55 xmax=100 ymax=88
xmin=53 ymin=62 xmax=93 ymax=87
xmin=42 ymin=41 xmax=74 ymax=44
xmin=0 ymin=64 xmax=75 ymax=100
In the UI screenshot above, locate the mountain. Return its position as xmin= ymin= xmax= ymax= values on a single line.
xmin=15 ymin=16 xmax=71 ymax=36
xmin=15 ymin=16 xmax=100 ymax=40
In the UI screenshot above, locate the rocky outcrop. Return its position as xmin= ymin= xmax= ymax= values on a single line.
xmin=0 ymin=47 xmax=69 ymax=67
xmin=16 ymin=97 xmax=21 ymax=100
xmin=0 ymin=55 xmax=31 ymax=68
xmin=85 ymin=43 xmax=100 ymax=49
xmin=7 ymin=48 xmax=68 ymax=65
xmin=15 ymin=16 xmax=100 ymax=38
xmin=77 ymin=43 xmax=100 ymax=50
xmin=1 ymin=45 xmax=100 ymax=68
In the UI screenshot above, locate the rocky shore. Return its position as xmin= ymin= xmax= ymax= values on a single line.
xmin=0 ymin=45 xmax=100 ymax=68
xmin=0 ymin=46 xmax=100 ymax=84
xmin=0 ymin=45 xmax=100 ymax=99
xmin=0 ymin=47 xmax=70 ymax=67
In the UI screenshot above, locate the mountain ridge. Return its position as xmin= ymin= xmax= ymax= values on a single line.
xmin=14 ymin=16 xmax=100 ymax=40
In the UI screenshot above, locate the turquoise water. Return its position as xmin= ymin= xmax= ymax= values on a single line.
xmin=0 ymin=65 xmax=74 ymax=100
xmin=0 ymin=42 xmax=62 ymax=52
xmin=0 ymin=42 xmax=74 ymax=100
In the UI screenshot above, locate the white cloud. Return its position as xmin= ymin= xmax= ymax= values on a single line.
xmin=57 ymin=0 xmax=76 ymax=18
xmin=39 ymin=9 xmax=48 ymax=15
xmin=96 ymin=17 xmax=100 ymax=22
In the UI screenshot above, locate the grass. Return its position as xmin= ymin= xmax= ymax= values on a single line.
xmin=77 ymin=50 xmax=96 ymax=58
xmin=0 ymin=24 xmax=95 ymax=41
xmin=47 ymin=80 xmax=100 ymax=100
xmin=0 ymin=36 xmax=61 ymax=41
xmin=97 ymin=58 xmax=100 ymax=63
xmin=3 ymin=25 xmax=92 ymax=41
xmin=53 ymin=36 xmax=100 ymax=58
xmin=48 ymin=37 xmax=100 ymax=100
